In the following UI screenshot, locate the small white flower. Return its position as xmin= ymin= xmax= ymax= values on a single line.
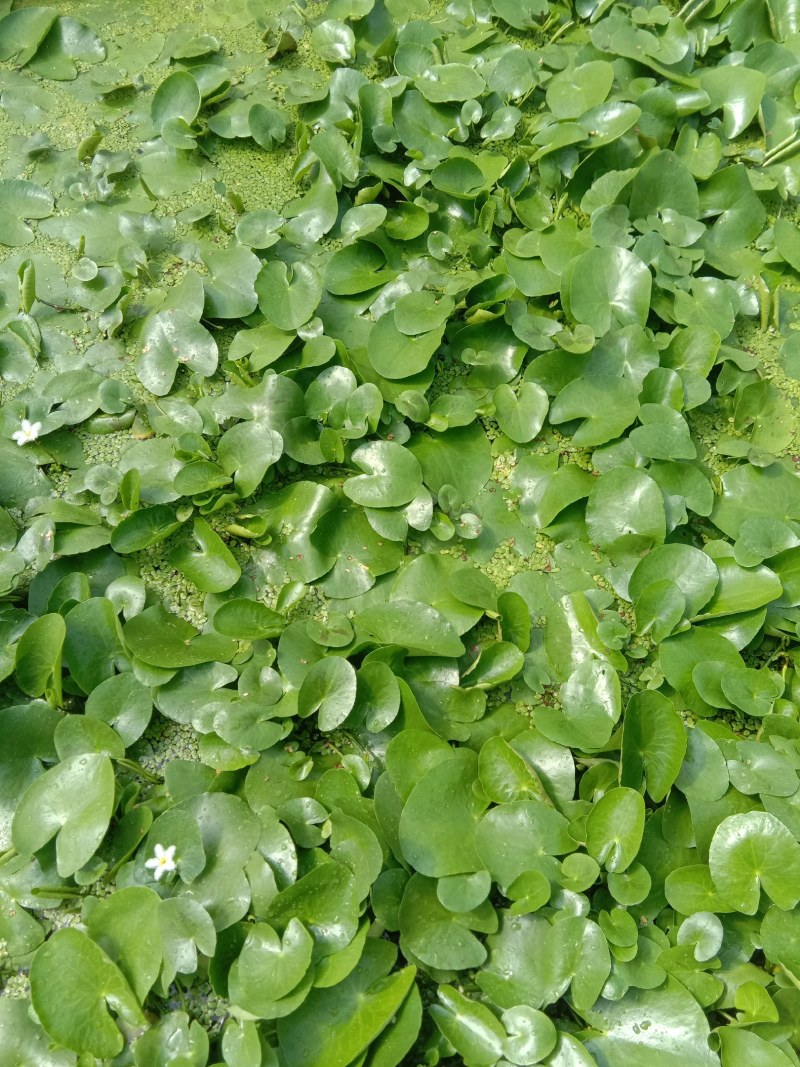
xmin=12 ymin=419 xmax=42 ymax=446
xmin=145 ymin=843 xmax=177 ymax=881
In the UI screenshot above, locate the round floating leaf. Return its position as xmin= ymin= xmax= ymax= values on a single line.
xmin=475 ymin=800 xmax=574 ymax=888
xmin=408 ymin=424 xmax=493 ymax=502
xmin=30 ymin=928 xmax=144 ymax=1059
xmin=0 ymin=8 xmax=58 ymax=64
xmin=502 ymin=1005 xmax=558 ymax=1065
xmin=0 ymin=179 xmax=53 ymax=246
xmin=354 ymin=661 xmax=401 ymax=732
xmin=660 ymin=627 xmax=743 ymax=717
xmin=256 ymin=261 xmax=322 ymax=331
xmin=169 ymin=518 xmax=241 ymax=593
xmin=493 ymin=382 xmax=549 ymax=444
xmin=437 ymin=870 xmax=492 ymax=913
xmin=774 ymin=217 xmax=800 ymax=274
xmin=569 ymin=247 xmax=652 ymax=335
xmin=229 ymin=919 xmax=313 ymax=1015
xmin=417 ymin=64 xmax=485 ymax=103
xmin=0 ymin=996 xmax=76 ymax=1066
xmin=159 ymin=897 xmax=217 ymax=990
xmin=311 ymin=503 xmax=403 ymax=599
xmin=123 ymin=605 xmax=237 ymax=668
xmin=325 ymin=241 xmax=393 ymax=295
xmin=203 ymin=245 xmax=261 ymax=319
xmin=368 ymin=314 xmax=444 ymax=380
xmin=586 ymin=787 xmax=646 ymax=874
xmin=394 ymin=291 xmax=455 ymax=335
xmin=217 ymin=420 xmax=283 ymax=498
xmin=715 ymin=1027 xmax=795 ymax=1067
xmin=310 ymin=19 xmax=355 ymax=63
xmin=235 ymin=208 xmax=284 ymax=249
xmin=430 ymin=985 xmax=505 ymax=1067
xmin=356 ymin=600 xmax=465 ymax=657
xmin=26 ymin=16 xmax=106 ymax=81
xmin=15 ymin=613 xmax=65 ymax=701
xmin=721 ymin=667 xmax=782 ymax=718
xmin=546 ymin=61 xmax=614 ymax=119
xmin=399 ymin=873 xmax=495 ymax=970
xmin=344 ymin=441 xmax=423 ymax=508
xmin=699 ymin=65 xmax=766 ymax=139
xmin=696 ymin=558 xmax=781 ymax=620
xmin=711 ymin=463 xmax=800 ymax=540
xmin=249 ymin=103 xmax=288 ymax=150
xmin=586 ymin=467 xmax=666 ymax=560
xmin=629 ymin=544 xmax=718 ymax=620
xmin=132 ymin=1012 xmax=209 ymax=1067
xmin=212 ymin=599 xmax=286 ymax=640
xmin=761 ymin=905 xmax=800 ymax=976
xmin=54 ymin=715 xmax=124 ymax=760
xmin=478 ymin=735 xmax=545 ymax=804
xmin=430 ymin=157 xmax=487 ymax=197
xmin=85 ymin=887 xmax=162 ymax=1002
xmin=674 ymin=725 xmax=729 ymax=802
xmin=607 ymin=863 xmax=652 ymax=907
xmin=677 ymin=911 xmax=723 ymax=963
xmin=110 ymin=505 xmax=183 ymax=554
xmin=709 ymin=811 xmax=800 ymax=914
xmin=278 ymin=940 xmax=415 ymax=1067
xmin=268 ymin=861 xmax=359 ymax=959
xmin=629 ymin=150 xmax=699 ymax=220
xmin=580 ymin=977 xmax=718 ymax=1067
xmin=298 ymin=656 xmax=357 ymax=730
xmin=621 ymin=691 xmax=687 ymax=803
xmin=734 ymin=516 xmax=800 ymax=567
xmin=12 ymin=752 xmax=115 ymax=877
xmin=538 ymin=658 xmax=621 ymax=751
xmin=665 ymin=864 xmax=732 ymax=917
xmin=137 ymin=310 xmax=218 ymax=397
xmin=151 ymin=70 xmax=200 ymax=131
xmin=399 ymin=753 xmax=484 ymax=877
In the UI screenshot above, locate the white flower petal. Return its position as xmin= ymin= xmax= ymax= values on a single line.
xmin=11 ymin=419 xmax=41 ymax=446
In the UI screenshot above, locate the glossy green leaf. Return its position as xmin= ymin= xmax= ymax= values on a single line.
xmin=0 ymin=179 xmax=53 ymax=246
xmin=709 ymin=811 xmax=800 ymax=914
xmin=170 ymin=518 xmax=241 ymax=593
xmin=621 ymin=691 xmax=687 ymax=802
xmin=399 ymin=753 xmax=484 ymax=877
xmin=298 ymin=656 xmax=357 ymax=730
xmin=586 ymin=787 xmax=646 ymax=874
xmin=30 ymin=928 xmax=144 ymax=1059
xmin=569 ymin=247 xmax=652 ymax=335
xmin=278 ymin=940 xmax=415 ymax=1067
xmin=12 ymin=752 xmax=115 ymax=877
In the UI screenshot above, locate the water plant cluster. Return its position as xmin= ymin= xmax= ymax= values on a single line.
xmin=3 ymin=0 xmax=800 ymax=1063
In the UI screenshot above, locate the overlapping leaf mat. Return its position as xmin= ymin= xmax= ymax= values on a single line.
xmin=3 ymin=0 xmax=800 ymax=1063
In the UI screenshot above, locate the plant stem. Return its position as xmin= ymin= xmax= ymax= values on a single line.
xmin=115 ymin=757 xmax=162 ymax=784
xmin=773 ymin=285 xmax=782 ymax=331
xmin=549 ymin=19 xmax=574 ymax=44
xmin=764 ymin=136 xmax=800 ymax=166
xmin=32 ymin=885 xmax=83 ymax=897
xmin=756 ymin=276 xmax=771 ymax=331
